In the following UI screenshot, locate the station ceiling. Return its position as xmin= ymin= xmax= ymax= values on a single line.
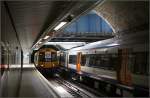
xmin=94 ymin=1 xmax=149 ymax=34
xmin=49 ymin=10 xmax=114 ymax=42
xmin=1 ymin=0 xmax=149 ymax=53
xmin=2 ymin=1 xmax=99 ymax=53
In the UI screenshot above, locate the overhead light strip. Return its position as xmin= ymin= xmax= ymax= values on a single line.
xmin=54 ymin=22 xmax=67 ymax=31
xmin=38 ymin=42 xmax=42 ymax=44
xmin=43 ymin=35 xmax=49 ymax=39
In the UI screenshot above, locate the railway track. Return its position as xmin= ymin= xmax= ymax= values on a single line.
xmin=55 ymin=78 xmax=91 ymax=98
xmin=47 ymin=77 xmax=96 ymax=98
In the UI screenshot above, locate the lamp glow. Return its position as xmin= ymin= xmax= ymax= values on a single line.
xmin=56 ymin=86 xmax=66 ymax=93
xmin=39 ymin=42 xmax=42 ymax=44
xmin=54 ymin=22 xmax=67 ymax=31
xmin=43 ymin=35 xmax=49 ymax=39
xmin=106 ymin=43 xmax=119 ymax=47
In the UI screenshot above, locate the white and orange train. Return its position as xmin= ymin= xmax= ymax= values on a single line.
xmin=58 ymin=38 xmax=149 ymax=89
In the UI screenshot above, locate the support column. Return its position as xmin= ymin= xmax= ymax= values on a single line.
xmin=21 ymin=50 xmax=23 ymax=71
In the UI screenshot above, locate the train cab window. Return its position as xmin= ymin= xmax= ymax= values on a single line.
xmin=51 ymin=52 xmax=57 ymax=62
xmin=108 ymin=54 xmax=118 ymax=70
xmin=45 ymin=51 xmax=51 ymax=62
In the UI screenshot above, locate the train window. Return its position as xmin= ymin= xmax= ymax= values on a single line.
xmin=100 ymin=54 xmax=110 ymax=69
xmin=88 ymin=54 xmax=117 ymax=70
xmin=132 ymin=52 xmax=148 ymax=75
xmin=39 ymin=52 xmax=57 ymax=62
xmin=81 ymin=55 xmax=86 ymax=66
xmin=69 ymin=55 xmax=76 ymax=65
xmin=89 ymin=54 xmax=95 ymax=67
xmin=109 ymin=54 xmax=118 ymax=70
xmin=128 ymin=54 xmax=135 ymax=74
xmin=45 ymin=51 xmax=51 ymax=62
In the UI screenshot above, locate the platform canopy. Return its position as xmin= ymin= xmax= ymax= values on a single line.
xmin=50 ymin=10 xmax=114 ymax=42
xmin=44 ymin=42 xmax=86 ymax=50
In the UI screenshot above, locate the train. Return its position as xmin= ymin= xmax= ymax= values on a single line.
xmin=34 ymin=40 xmax=148 ymax=88
xmin=58 ymin=28 xmax=149 ymax=90
xmin=33 ymin=34 xmax=148 ymax=96
xmin=34 ymin=45 xmax=60 ymax=76
xmin=65 ymin=39 xmax=149 ymax=88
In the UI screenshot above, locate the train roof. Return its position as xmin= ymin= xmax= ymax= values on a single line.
xmin=39 ymin=45 xmax=65 ymax=51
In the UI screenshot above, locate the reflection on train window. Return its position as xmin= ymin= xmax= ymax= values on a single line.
xmin=132 ymin=52 xmax=148 ymax=75
xmin=69 ymin=55 xmax=76 ymax=65
xmin=88 ymin=54 xmax=117 ymax=70
xmin=81 ymin=55 xmax=86 ymax=66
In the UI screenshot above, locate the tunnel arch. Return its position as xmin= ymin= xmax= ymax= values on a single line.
xmin=63 ymin=10 xmax=113 ymax=34
xmin=94 ymin=1 xmax=149 ymax=34
xmin=92 ymin=10 xmax=116 ymax=34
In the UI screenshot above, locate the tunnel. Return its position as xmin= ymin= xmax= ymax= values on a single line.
xmin=0 ymin=0 xmax=149 ymax=97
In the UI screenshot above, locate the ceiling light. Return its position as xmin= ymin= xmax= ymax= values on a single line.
xmin=54 ymin=22 xmax=67 ymax=31
xmin=39 ymin=39 xmax=42 ymax=41
xmin=56 ymin=86 xmax=66 ymax=93
xmin=39 ymin=42 xmax=42 ymax=44
xmin=106 ymin=43 xmax=119 ymax=47
xmin=43 ymin=35 xmax=49 ymax=39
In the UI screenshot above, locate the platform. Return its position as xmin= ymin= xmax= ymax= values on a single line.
xmin=1 ymin=64 xmax=59 ymax=97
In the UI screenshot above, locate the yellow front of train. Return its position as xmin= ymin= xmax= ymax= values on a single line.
xmin=35 ymin=48 xmax=59 ymax=69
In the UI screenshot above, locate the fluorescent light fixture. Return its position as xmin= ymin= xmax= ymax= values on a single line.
xmin=56 ymin=86 xmax=66 ymax=93
xmin=54 ymin=22 xmax=67 ymax=31
xmin=38 ymin=39 xmax=42 ymax=42
xmin=106 ymin=43 xmax=119 ymax=47
xmin=34 ymin=48 xmax=38 ymax=50
xmin=39 ymin=42 xmax=42 ymax=44
xmin=43 ymin=35 xmax=49 ymax=39
xmin=44 ymin=42 xmax=86 ymax=49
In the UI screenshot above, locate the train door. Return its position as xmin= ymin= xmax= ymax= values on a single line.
xmin=76 ymin=52 xmax=82 ymax=73
xmin=117 ymin=48 xmax=132 ymax=86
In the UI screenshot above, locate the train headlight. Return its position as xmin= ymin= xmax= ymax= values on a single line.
xmin=41 ymin=65 xmax=44 ymax=67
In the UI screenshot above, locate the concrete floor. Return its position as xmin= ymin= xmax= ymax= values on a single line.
xmin=0 ymin=64 xmax=58 ymax=98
